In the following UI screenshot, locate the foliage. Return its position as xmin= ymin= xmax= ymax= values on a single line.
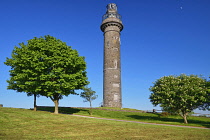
xmin=198 ymin=80 xmax=210 ymax=110
xmin=80 ymin=87 xmax=97 ymax=106
xmin=1 ymin=108 xmax=210 ymax=140
xmin=149 ymin=74 xmax=208 ymax=124
xmin=159 ymin=112 xmax=171 ymax=117
xmin=4 ymin=35 xmax=89 ymax=113
xmin=80 ymin=87 xmax=97 ymax=115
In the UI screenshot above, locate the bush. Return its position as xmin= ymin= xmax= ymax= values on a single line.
xmin=159 ymin=112 xmax=170 ymax=117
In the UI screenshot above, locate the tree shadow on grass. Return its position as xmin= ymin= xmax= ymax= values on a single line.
xmin=127 ymin=114 xmax=210 ymax=128
xmin=37 ymin=106 xmax=89 ymax=115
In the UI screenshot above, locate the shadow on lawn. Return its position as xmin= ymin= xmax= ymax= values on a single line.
xmin=37 ymin=106 xmax=89 ymax=115
xmin=127 ymin=114 xmax=210 ymax=128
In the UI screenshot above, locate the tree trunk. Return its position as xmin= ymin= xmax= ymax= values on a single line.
xmin=183 ymin=114 xmax=188 ymax=124
xmin=89 ymin=101 xmax=92 ymax=115
xmin=34 ymin=94 xmax=37 ymax=111
xmin=54 ymin=99 xmax=59 ymax=114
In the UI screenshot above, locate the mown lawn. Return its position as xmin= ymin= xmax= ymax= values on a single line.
xmin=0 ymin=107 xmax=209 ymax=140
xmin=38 ymin=106 xmax=210 ymax=128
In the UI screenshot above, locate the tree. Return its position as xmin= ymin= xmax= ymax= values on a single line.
xmin=27 ymin=93 xmax=40 ymax=111
xmin=6 ymin=75 xmax=41 ymax=111
xmin=198 ymin=80 xmax=210 ymax=111
xmin=80 ymin=87 xmax=97 ymax=115
xmin=205 ymin=80 xmax=210 ymax=109
xmin=5 ymin=35 xmax=89 ymax=114
xmin=149 ymin=74 xmax=208 ymax=124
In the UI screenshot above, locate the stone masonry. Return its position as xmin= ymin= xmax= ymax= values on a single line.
xmin=101 ymin=3 xmax=123 ymax=108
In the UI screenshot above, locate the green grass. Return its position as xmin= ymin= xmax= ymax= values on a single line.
xmin=0 ymin=107 xmax=210 ymax=140
xmin=38 ymin=106 xmax=210 ymax=128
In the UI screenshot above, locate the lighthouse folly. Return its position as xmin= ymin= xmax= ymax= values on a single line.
xmin=101 ymin=3 xmax=123 ymax=108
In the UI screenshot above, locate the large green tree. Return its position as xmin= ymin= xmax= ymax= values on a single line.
xmin=5 ymin=35 xmax=89 ymax=114
xmin=149 ymin=74 xmax=208 ymax=124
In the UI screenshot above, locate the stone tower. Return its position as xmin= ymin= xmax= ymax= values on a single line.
xmin=101 ymin=3 xmax=123 ymax=108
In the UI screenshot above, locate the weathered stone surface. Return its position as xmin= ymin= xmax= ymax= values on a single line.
xmin=101 ymin=3 xmax=123 ymax=108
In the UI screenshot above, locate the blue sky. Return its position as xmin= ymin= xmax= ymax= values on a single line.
xmin=0 ymin=0 xmax=209 ymax=113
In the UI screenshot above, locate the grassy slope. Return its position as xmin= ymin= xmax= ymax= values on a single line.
xmin=0 ymin=107 xmax=209 ymax=140
xmin=38 ymin=107 xmax=210 ymax=128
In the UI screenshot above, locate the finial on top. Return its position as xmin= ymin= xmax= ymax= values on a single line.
xmin=107 ymin=3 xmax=117 ymax=11
xmin=102 ymin=3 xmax=121 ymax=21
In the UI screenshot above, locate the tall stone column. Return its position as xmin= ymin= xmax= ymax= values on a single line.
xmin=101 ymin=3 xmax=123 ymax=108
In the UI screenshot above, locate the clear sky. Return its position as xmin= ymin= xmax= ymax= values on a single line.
xmin=0 ymin=0 xmax=210 ymax=113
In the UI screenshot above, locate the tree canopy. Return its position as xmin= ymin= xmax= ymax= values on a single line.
xmin=5 ymin=35 xmax=89 ymax=113
xmin=80 ymin=87 xmax=97 ymax=115
xmin=80 ymin=87 xmax=97 ymax=107
xmin=149 ymin=74 xmax=208 ymax=124
xmin=198 ymin=80 xmax=210 ymax=111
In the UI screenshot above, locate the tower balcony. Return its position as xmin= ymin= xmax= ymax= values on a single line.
xmin=102 ymin=13 xmax=122 ymax=21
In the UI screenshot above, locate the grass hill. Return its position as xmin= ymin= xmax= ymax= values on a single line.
xmin=0 ymin=107 xmax=210 ymax=139
xmin=38 ymin=106 xmax=210 ymax=128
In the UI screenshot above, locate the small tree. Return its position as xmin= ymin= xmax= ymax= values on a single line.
xmin=149 ymin=74 xmax=208 ymax=124
xmin=5 ymin=35 xmax=89 ymax=114
xmin=27 ymin=93 xmax=40 ymax=111
xmin=6 ymin=78 xmax=40 ymax=111
xmin=80 ymin=87 xmax=97 ymax=115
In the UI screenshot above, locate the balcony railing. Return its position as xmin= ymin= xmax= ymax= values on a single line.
xmin=102 ymin=13 xmax=122 ymax=21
